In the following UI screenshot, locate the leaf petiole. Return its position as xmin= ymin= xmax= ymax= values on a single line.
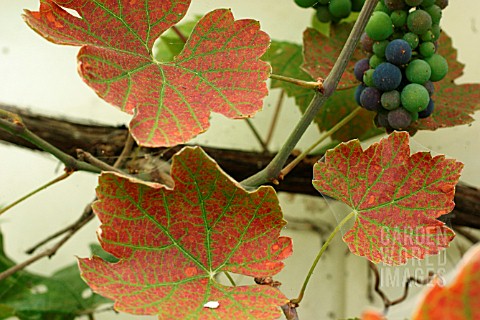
xmin=0 ymin=171 xmax=73 ymax=216
xmin=269 ymin=74 xmax=323 ymax=91
xmin=279 ymin=106 xmax=362 ymax=179
xmin=291 ymin=211 xmax=355 ymax=305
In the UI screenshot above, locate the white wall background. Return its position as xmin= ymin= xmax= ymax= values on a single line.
xmin=0 ymin=1 xmax=479 ymax=319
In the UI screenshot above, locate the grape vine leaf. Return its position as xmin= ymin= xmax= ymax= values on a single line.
xmin=0 ymin=231 xmax=111 ymax=319
xmin=411 ymin=32 xmax=480 ymax=130
xmin=313 ymin=131 xmax=463 ymax=266
xmin=302 ymin=23 xmax=364 ymax=90
xmin=412 ymin=243 xmax=480 ymax=319
xmin=361 ymin=310 xmax=385 ymax=320
xmin=263 ymin=40 xmax=380 ymax=142
xmin=24 ymin=1 xmax=271 ymax=147
xmin=263 ymin=41 xmax=315 ymax=110
xmin=78 ymin=147 xmax=292 ymax=319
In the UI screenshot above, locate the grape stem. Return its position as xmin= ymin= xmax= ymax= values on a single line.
xmin=0 ymin=171 xmax=73 ymax=216
xmin=269 ymin=74 xmax=323 ymax=91
xmin=241 ymin=0 xmax=379 ymax=188
xmin=279 ymin=106 xmax=362 ymax=180
xmin=290 ymin=211 xmax=356 ymax=305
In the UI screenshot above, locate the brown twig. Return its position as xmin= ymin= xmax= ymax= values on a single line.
xmin=368 ymin=261 xmax=434 ymax=312
xmin=113 ymin=132 xmax=135 ymax=169
xmin=76 ymin=149 xmax=123 ymax=173
xmin=245 ymin=119 xmax=269 ymax=153
xmin=171 ymin=25 xmax=188 ymax=43
xmin=25 ymin=203 xmax=94 ymax=254
xmin=0 ymin=203 xmax=94 ymax=281
xmin=265 ymin=90 xmax=285 ymax=149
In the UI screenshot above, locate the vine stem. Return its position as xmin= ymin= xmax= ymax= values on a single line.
xmin=279 ymin=106 xmax=362 ymax=179
xmin=241 ymin=0 xmax=378 ymax=188
xmin=291 ymin=211 xmax=355 ymax=305
xmin=0 ymin=115 xmax=101 ymax=174
xmin=269 ymin=74 xmax=322 ymax=90
xmin=0 ymin=171 xmax=73 ymax=216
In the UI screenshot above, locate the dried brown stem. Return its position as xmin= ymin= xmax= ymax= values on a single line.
xmin=0 ymin=203 xmax=94 ymax=281
xmin=0 ymin=104 xmax=479 ymax=230
xmin=368 ymin=261 xmax=434 ymax=312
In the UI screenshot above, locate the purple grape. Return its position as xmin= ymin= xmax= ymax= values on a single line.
xmin=418 ymin=99 xmax=435 ymax=118
xmin=354 ymin=58 xmax=370 ymax=82
xmin=424 ymin=81 xmax=435 ymax=96
xmin=360 ymin=32 xmax=374 ymax=53
xmin=373 ymin=62 xmax=402 ymax=91
xmin=355 ymin=84 xmax=367 ymax=105
xmin=388 ymin=108 xmax=413 ymax=129
xmin=385 ymin=39 xmax=412 ymax=65
xmin=360 ymin=87 xmax=382 ymax=111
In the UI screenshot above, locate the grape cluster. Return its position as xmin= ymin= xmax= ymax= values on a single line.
xmin=355 ymin=0 xmax=449 ymax=130
xmin=294 ymin=0 xmax=366 ymax=23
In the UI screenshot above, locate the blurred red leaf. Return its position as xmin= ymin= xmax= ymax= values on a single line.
xmin=78 ymin=147 xmax=291 ymax=319
xmin=412 ymin=244 xmax=480 ymax=319
xmin=24 ymin=1 xmax=270 ymax=147
xmin=302 ymin=23 xmax=364 ymax=90
xmin=313 ymin=131 xmax=463 ymax=265
xmin=362 ymin=309 xmax=386 ymax=320
xmin=412 ymin=32 xmax=480 ymax=130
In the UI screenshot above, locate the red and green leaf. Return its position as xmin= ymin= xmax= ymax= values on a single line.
xmin=313 ymin=131 xmax=463 ymax=266
xmin=412 ymin=243 xmax=480 ymax=319
xmin=302 ymin=23 xmax=364 ymax=90
xmin=24 ymin=1 xmax=271 ymax=147
xmin=78 ymin=147 xmax=292 ymax=319
xmin=412 ymin=32 xmax=480 ymax=130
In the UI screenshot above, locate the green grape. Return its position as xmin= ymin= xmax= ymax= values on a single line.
xmin=329 ymin=0 xmax=352 ymax=18
xmin=381 ymin=90 xmax=401 ymax=110
xmin=318 ymin=0 xmax=330 ymax=4
xmin=373 ymin=40 xmax=389 ymax=58
xmin=431 ymin=23 xmax=441 ymax=40
xmin=422 ymin=0 xmax=436 ymax=6
xmin=352 ymin=0 xmax=366 ymax=12
xmin=424 ymin=54 xmax=448 ymax=81
xmin=406 ymin=59 xmax=432 ymax=84
xmin=363 ymin=69 xmax=375 ymax=87
xmin=407 ymin=9 xmax=433 ymax=35
xmin=410 ymin=110 xmax=419 ymax=122
xmin=375 ymin=2 xmax=392 ymax=14
xmin=316 ymin=5 xmax=333 ymax=23
xmin=391 ymin=10 xmax=407 ymax=28
xmin=420 ymin=30 xmax=435 ymax=42
xmin=401 ymin=83 xmax=430 ymax=112
xmin=403 ymin=32 xmax=420 ymax=49
xmin=419 ymin=41 xmax=436 ymax=57
xmin=365 ymin=11 xmax=394 ymax=40
xmin=424 ymin=5 xmax=442 ymax=24
xmin=369 ymin=54 xmax=385 ymax=68
xmin=294 ymin=0 xmax=319 ymax=8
